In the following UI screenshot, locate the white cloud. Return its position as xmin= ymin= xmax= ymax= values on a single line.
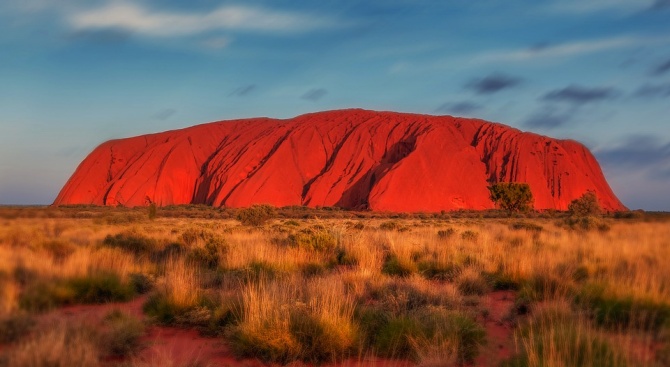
xmin=387 ymin=34 xmax=670 ymax=75
xmin=472 ymin=35 xmax=670 ymax=64
xmin=67 ymin=2 xmax=339 ymax=36
xmin=545 ymin=0 xmax=654 ymax=15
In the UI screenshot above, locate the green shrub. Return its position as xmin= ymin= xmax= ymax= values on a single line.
xmin=20 ymin=273 xmax=135 ymax=311
xmin=522 ymin=273 xmax=567 ymax=301
xmin=19 ymin=282 xmax=75 ymax=312
xmin=417 ymin=261 xmax=461 ymax=281
xmin=509 ymin=222 xmax=543 ymax=232
xmin=483 ymin=271 xmax=519 ymax=291
xmin=374 ymin=316 xmax=423 ymax=358
xmin=437 ymin=228 xmax=456 ymax=239
xmin=449 ymin=313 xmax=487 ymax=363
xmin=188 ymin=239 xmax=223 ymax=269
xmin=67 ymin=273 xmax=136 ymax=304
xmin=285 ymin=229 xmax=337 ymax=252
xmin=143 ymin=293 xmax=180 ymax=325
xmin=203 ymin=302 xmax=237 ymax=336
xmin=143 ymin=290 xmax=227 ymax=329
xmin=457 ymin=273 xmax=490 ymax=296
xmin=143 ymin=297 xmax=215 ymax=329
xmin=152 ymin=242 xmax=186 ymax=261
xmin=569 ymin=191 xmax=601 ymax=217
xmin=561 ymin=216 xmax=611 ymax=232
xmin=488 ymin=182 xmax=534 ymax=213
xmin=382 ymin=255 xmax=416 ymax=277
xmin=366 ymin=308 xmax=485 ymax=363
xmin=289 ymin=309 xmax=358 ymax=362
xmin=224 ymin=261 xmax=282 ymax=284
xmin=102 ymin=231 xmax=158 ymax=256
xmin=355 ymin=305 xmax=391 ymax=348
xmin=334 ymin=247 xmax=358 ymax=266
xmin=229 ymin=324 xmax=302 ymax=363
xmin=574 ymin=284 xmax=670 ymax=331
xmin=100 ymin=212 xmax=144 ymax=225
xmin=502 ymin=308 xmax=628 ymax=367
xmin=179 ymin=228 xmax=202 ymax=246
xmin=101 ymin=310 xmax=145 ymax=357
xmin=613 ymin=210 xmax=645 ymax=220
xmin=129 ymin=273 xmax=153 ymax=294
xmin=236 ymin=204 xmax=276 ymax=226
xmin=362 ymin=281 xmax=449 ymax=317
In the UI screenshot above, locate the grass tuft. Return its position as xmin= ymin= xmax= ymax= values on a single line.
xmin=101 ymin=309 xmax=145 ymax=357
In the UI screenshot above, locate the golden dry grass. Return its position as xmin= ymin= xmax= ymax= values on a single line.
xmin=5 ymin=321 xmax=100 ymax=367
xmin=0 ymin=208 xmax=669 ymax=366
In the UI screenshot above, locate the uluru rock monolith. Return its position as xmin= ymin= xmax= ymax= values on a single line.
xmin=54 ymin=109 xmax=626 ymax=212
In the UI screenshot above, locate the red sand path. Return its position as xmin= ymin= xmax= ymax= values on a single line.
xmin=54 ymin=109 xmax=625 ymax=212
xmin=472 ymin=291 xmax=516 ymax=367
xmin=36 ymin=296 xmax=415 ymax=367
xmin=27 ymin=291 xmax=518 ymax=367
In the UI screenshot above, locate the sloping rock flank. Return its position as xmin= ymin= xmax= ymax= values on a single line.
xmin=54 ymin=109 xmax=625 ymax=212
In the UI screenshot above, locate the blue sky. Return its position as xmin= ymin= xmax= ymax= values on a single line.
xmin=1 ymin=0 xmax=669 ymax=210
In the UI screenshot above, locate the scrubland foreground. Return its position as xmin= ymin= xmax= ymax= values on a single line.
xmin=0 ymin=206 xmax=669 ymax=367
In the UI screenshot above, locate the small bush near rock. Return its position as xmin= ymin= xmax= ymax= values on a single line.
xmin=237 ymin=205 xmax=276 ymax=226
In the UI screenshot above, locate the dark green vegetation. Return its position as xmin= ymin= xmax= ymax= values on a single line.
xmin=19 ymin=273 xmax=137 ymax=312
xmin=568 ymin=191 xmax=602 ymax=217
xmin=488 ymin=182 xmax=534 ymax=213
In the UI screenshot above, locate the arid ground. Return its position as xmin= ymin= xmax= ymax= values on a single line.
xmin=1 ymin=206 xmax=668 ymax=367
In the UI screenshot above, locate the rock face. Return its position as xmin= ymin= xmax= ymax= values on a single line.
xmin=54 ymin=109 xmax=626 ymax=212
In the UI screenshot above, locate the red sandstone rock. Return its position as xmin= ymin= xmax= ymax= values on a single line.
xmin=53 ymin=109 xmax=626 ymax=212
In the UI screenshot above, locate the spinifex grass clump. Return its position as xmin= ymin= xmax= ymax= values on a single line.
xmin=100 ymin=310 xmax=145 ymax=357
xmin=143 ymin=257 xmax=202 ymax=324
xmin=4 ymin=321 xmax=100 ymax=367
xmin=102 ymin=231 xmax=159 ymax=256
xmin=285 ymin=228 xmax=337 ymax=252
xmin=236 ymin=204 xmax=276 ymax=226
xmin=509 ymin=221 xmax=543 ymax=232
xmin=417 ymin=260 xmax=462 ymax=281
xmin=574 ymin=283 xmax=670 ymax=332
xmin=229 ymin=276 xmax=358 ymax=364
xmin=180 ymin=228 xmax=228 ymax=269
xmin=382 ymin=253 xmax=417 ymax=277
xmin=456 ymin=268 xmax=490 ymax=296
xmin=354 ymin=277 xmax=483 ymax=363
xmin=503 ymin=303 xmax=629 ymax=367
xmin=19 ymin=272 xmax=136 ymax=312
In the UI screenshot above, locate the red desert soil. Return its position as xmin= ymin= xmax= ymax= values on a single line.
xmin=54 ymin=109 xmax=625 ymax=212
xmin=472 ymin=291 xmax=516 ymax=367
xmin=30 ymin=292 xmax=518 ymax=366
xmin=38 ymin=296 xmax=416 ymax=367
